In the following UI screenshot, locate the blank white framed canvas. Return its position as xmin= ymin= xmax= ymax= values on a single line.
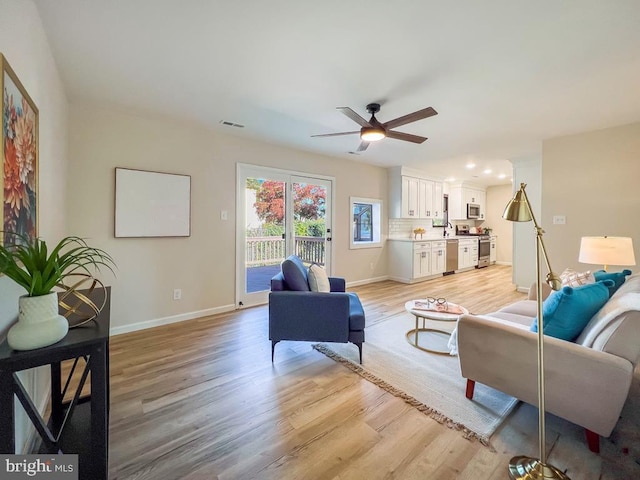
xmin=115 ymin=167 xmax=191 ymax=238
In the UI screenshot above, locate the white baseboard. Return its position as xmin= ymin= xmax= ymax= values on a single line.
xmin=496 ymin=261 xmax=512 ymax=266
xmin=346 ymin=275 xmax=389 ymax=287
xmin=110 ymin=304 xmax=236 ymax=336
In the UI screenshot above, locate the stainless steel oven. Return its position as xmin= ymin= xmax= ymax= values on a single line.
xmin=477 ymin=235 xmax=490 ymax=268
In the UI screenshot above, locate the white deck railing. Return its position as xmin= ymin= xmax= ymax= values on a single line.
xmin=246 ymin=236 xmax=325 ymax=266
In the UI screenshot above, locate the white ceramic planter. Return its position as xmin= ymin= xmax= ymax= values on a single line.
xmin=7 ymin=292 xmax=69 ymax=351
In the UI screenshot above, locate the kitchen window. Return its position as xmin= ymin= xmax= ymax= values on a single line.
xmin=350 ymin=197 xmax=382 ymax=249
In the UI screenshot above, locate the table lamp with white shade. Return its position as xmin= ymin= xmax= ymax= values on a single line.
xmin=578 ymin=236 xmax=636 ymax=271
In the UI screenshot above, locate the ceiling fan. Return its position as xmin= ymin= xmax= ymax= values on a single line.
xmin=312 ymin=103 xmax=438 ymax=152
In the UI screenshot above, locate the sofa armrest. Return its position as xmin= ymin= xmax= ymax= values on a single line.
xmin=457 ymin=314 xmax=634 ymax=436
xmin=329 ymin=276 xmax=346 ymax=292
xmin=527 ymin=282 xmax=552 ymax=301
xmin=269 ymin=291 xmax=351 ymax=342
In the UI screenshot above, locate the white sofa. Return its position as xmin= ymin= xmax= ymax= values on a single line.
xmin=457 ymin=274 xmax=640 ymax=453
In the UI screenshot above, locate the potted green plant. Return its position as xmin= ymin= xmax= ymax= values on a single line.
xmin=0 ymin=233 xmax=115 ymax=351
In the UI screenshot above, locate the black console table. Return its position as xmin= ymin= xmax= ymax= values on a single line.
xmin=0 ymin=290 xmax=110 ymax=480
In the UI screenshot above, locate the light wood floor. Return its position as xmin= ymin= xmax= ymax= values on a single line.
xmin=105 ymin=265 xmax=639 ymax=479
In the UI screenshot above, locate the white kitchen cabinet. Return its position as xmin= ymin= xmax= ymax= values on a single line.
xmin=490 ymin=235 xmax=497 ymax=264
xmin=413 ymin=242 xmax=432 ymax=278
xmin=448 ymin=184 xmax=486 ymax=220
xmin=430 ymin=240 xmax=447 ymax=274
xmin=388 ymin=167 xmax=444 ymax=219
xmin=401 ymin=176 xmax=420 ymax=218
xmin=388 ymin=239 xmax=447 ymax=283
xmin=432 ymin=181 xmax=443 ymax=219
xmin=457 ymin=238 xmax=477 ymax=270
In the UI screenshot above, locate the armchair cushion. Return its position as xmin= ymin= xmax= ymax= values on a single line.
xmin=281 ymin=255 xmax=310 ymax=291
xmin=308 ymin=264 xmax=330 ymax=292
xmin=531 ymin=280 xmax=613 ymax=341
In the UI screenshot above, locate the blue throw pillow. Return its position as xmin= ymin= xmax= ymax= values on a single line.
xmin=530 ymin=280 xmax=613 ymax=341
xmin=281 ymin=255 xmax=310 ymax=291
xmin=593 ymin=269 xmax=632 ymax=297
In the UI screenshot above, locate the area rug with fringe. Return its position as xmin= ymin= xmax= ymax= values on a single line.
xmin=313 ymin=311 xmax=519 ymax=447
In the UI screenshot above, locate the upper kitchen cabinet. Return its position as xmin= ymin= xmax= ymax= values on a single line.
xmin=389 ymin=167 xmax=444 ymax=219
xmin=448 ymin=183 xmax=487 ymax=220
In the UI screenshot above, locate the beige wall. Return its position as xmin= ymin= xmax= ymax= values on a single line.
xmin=67 ymin=105 xmax=388 ymax=331
xmin=485 ymin=184 xmax=513 ymax=264
xmin=543 ymin=121 xmax=640 ymax=274
xmin=0 ymin=0 xmax=69 ymax=451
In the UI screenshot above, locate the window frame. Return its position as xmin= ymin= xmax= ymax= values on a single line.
xmin=349 ymin=196 xmax=382 ymax=249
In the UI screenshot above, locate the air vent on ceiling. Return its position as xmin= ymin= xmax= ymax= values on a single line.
xmin=219 ymin=120 xmax=245 ymax=128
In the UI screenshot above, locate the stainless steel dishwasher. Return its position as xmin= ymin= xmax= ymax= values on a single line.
xmin=445 ymin=239 xmax=458 ymax=274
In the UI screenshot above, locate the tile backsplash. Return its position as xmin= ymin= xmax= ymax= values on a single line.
xmin=388 ymin=218 xmax=482 ymax=238
xmin=389 ymin=219 xmax=440 ymax=238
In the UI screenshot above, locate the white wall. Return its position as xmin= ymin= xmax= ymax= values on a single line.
xmin=510 ymin=154 xmax=542 ymax=291
xmin=543 ymin=121 xmax=640 ymax=273
xmin=66 ymin=105 xmax=388 ymax=332
xmin=485 ymin=184 xmax=513 ymax=264
xmin=0 ymin=0 xmax=69 ymax=452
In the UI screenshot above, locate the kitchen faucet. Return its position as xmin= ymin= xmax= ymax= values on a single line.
xmin=443 ymin=221 xmax=453 ymax=237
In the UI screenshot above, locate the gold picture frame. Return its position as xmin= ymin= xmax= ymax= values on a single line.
xmin=1 ymin=53 xmax=39 ymax=247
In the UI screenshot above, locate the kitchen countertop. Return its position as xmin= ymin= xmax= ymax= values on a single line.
xmin=388 ymin=236 xmax=474 ymax=242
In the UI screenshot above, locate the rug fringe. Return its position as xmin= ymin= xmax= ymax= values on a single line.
xmin=313 ymin=343 xmax=496 ymax=452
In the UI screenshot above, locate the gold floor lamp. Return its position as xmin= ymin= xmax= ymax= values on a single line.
xmin=503 ymin=183 xmax=570 ymax=480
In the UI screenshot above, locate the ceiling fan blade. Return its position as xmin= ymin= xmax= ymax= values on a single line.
xmin=311 ymin=131 xmax=360 ymax=138
xmin=337 ymin=107 xmax=371 ymax=127
xmin=357 ymin=141 xmax=370 ymax=152
xmin=385 ymin=130 xmax=428 ymax=144
xmin=383 ymin=107 xmax=438 ymax=130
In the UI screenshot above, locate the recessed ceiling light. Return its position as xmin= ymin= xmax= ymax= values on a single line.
xmin=466 ymin=163 xmax=476 ymax=169
xmin=498 ymin=173 xmax=506 ymax=179
xmin=483 ymin=169 xmax=492 ymax=174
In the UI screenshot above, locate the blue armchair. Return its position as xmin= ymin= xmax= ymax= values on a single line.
xmin=269 ymin=255 xmax=366 ymax=363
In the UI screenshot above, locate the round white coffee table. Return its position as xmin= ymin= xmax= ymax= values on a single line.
xmin=404 ymin=299 xmax=469 ymax=355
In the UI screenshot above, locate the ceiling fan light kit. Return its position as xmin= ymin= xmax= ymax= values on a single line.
xmin=360 ymin=126 xmax=386 ymax=142
xmin=312 ymin=102 xmax=438 ymax=152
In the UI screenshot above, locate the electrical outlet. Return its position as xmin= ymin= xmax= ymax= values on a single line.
xmin=370 ymin=262 xmax=374 ymax=270
xmin=173 ymin=289 xmax=182 ymax=300
xmin=553 ymin=215 xmax=566 ymax=225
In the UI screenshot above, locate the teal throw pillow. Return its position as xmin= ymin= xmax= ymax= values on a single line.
xmin=530 ymin=280 xmax=613 ymax=341
xmin=593 ymin=269 xmax=632 ymax=297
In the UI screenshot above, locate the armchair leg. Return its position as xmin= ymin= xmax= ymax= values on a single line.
xmin=585 ymin=429 xmax=600 ymax=453
xmin=465 ymin=379 xmax=475 ymax=400
xmin=271 ymin=341 xmax=279 ymax=363
xmin=355 ymin=342 xmax=363 ymax=364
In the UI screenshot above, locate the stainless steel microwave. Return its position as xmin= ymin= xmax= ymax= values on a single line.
xmin=467 ymin=203 xmax=480 ymax=219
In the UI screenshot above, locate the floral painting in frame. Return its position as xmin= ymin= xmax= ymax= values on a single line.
xmin=1 ymin=53 xmax=38 ymax=247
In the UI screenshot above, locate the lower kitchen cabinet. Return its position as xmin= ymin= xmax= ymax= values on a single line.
xmin=457 ymin=238 xmax=478 ymax=270
xmin=430 ymin=241 xmax=447 ymax=275
xmin=490 ymin=235 xmax=497 ymax=264
xmin=389 ymin=239 xmax=446 ymax=283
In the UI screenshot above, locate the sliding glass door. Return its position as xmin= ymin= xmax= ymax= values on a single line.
xmin=236 ymin=165 xmax=333 ymax=307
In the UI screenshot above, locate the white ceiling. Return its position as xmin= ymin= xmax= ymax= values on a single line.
xmin=33 ymin=0 xmax=640 ymax=187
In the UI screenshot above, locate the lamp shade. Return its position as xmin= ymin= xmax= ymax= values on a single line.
xmin=503 ymin=184 xmax=532 ymax=222
xmin=579 ymin=236 xmax=636 ymax=268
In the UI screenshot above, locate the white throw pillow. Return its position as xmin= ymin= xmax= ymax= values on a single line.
xmin=308 ymin=264 xmax=330 ymax=292
xmin=560 ymin=268 xmax=595 ymax=287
